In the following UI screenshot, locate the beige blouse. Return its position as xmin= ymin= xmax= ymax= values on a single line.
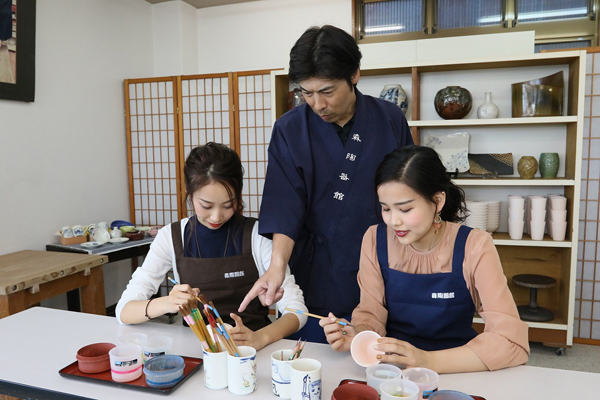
xmin=351 ymin=222 xmax=530 ymax=371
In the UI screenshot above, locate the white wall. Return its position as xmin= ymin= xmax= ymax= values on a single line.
xmin=196 ymin=0 xmax=351 ymax=73
xmin=0 ymin=0 xmax=155 ymax=308
xmin=152 ymin=1 xmax=199 ymax=76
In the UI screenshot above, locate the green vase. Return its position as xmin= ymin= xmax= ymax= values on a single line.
xmin=539 ymin=152 xmax=559 ymax=178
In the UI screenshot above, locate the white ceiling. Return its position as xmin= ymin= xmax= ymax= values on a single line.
xmin=145 ymin=0 xmax=259 ymax=8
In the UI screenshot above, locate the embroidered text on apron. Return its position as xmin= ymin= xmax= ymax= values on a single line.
xmin=173 ymin=218 xmax=270 ymax=331
xmin=377 ymin=224 xmax=477 ymax=351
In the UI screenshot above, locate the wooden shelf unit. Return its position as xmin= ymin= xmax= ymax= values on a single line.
xmin=271 ymin=50 xmax=585 ymax=348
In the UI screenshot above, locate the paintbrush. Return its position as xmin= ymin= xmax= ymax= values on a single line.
xmin=284 ymin=307 xmax=353 ymax=327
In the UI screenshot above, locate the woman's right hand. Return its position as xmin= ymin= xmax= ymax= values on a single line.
xmin=168 ymin=284 xmax=199 ymax=313
xmin=319 ymin=312 xmax=355 ymax=352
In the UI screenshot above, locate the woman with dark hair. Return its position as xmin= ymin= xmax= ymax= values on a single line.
xmin=321 ymin=145 xmax=529 ymax=372
xmin=117 ymin=142 xmax=307 ymax=351
xmin=241 ymin=25 xmax=413 ymax=343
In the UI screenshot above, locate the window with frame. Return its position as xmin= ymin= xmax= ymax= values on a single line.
xmin=354 ymin=0 xmax=598 ymax=51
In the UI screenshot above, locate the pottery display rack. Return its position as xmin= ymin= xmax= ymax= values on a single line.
xmin=272 ymin=50 xmax=585 ymax=351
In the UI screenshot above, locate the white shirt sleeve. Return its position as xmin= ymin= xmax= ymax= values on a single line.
xmin=116 ymin=218 xmax=308 ymax=331
xmin=115 ymin=219 xmax=189 ymax=325
xmin=251 ymin=221 xmax=308 ymax=331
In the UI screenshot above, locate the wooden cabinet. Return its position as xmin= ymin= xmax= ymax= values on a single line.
xmin=271 ymin=51 xmax=585 ymax=348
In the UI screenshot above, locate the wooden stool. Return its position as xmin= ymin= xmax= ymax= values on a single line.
xmin=512 ymin=274 xmax=556 ymax=322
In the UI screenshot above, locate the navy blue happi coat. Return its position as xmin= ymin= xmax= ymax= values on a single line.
xmin=259 ymin=89 xmax=413 ymax=320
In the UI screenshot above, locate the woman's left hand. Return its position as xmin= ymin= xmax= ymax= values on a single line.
xmin=373 ymin=337 xmax=432 ymax=369
xmin=229 ymin=313 xmax=266 ymax=351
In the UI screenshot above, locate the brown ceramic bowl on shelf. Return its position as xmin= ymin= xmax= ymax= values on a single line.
xmin=76 ymin=342 xmax=116 ymax=374
xmin=125 ymin=230 xmax=145 ymax=241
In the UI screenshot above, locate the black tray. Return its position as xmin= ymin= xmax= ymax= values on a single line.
xmin=59 ymin=355 xmax=203 ymax=395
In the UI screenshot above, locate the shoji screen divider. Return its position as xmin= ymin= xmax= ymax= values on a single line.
xmin=124 ymin=77 xmax=182 ymax=227
xmin=233 ymin=70 xmax=274 ymax=218
xmin=177 ymin=73 xmax=236 ymax=217
xmin=574 ymin=49 xmax=600 ymax=344
xmin=124 ymin=69 xmax=277 ymax=226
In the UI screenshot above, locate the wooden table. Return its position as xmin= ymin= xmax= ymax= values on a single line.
xmin=0 ymin=250 xmax=108 ymax=318
xmin=1 ymin=307 xmax=600 ymax=400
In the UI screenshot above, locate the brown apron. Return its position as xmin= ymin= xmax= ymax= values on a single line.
xmin=172 ymin=217 xmax=270 ymax=331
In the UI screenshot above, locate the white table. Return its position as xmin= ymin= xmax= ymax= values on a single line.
xmin=1 ymin=307 xmax=599 ymax=400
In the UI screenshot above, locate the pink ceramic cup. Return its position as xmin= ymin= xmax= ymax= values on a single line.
xmin=530 ymin=220 xmax=546 ymax=241
xmin=550 ymin=209 xmax=567 ymax=222
xmin=551 ymin=221 xmax=568 ymax=241
xmin=508 ymin=219 xmax=524 ymax=240
xmin=548 ymin=195 xmax=567 ymax=210
xmin=350 ymin=330 xmax=383 ymax=367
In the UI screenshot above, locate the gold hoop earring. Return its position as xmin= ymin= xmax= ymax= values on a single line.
xmin=433 ymin=212 xmax=442 ymax=231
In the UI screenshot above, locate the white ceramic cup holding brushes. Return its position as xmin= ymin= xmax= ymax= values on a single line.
xmin=272 ymin=349 xmax=294 ymax=399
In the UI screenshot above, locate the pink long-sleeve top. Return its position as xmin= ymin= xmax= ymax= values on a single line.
xmin=351 ymin=222 xmax=530 ymax=371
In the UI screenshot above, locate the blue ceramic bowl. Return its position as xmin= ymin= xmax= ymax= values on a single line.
xmin=143 ymin=355 xmax=184 ymax=389
xmin=110 ymin=220 xmax=134 ymax=229
xmin=429 ymin=390 xmax=475 ymax=400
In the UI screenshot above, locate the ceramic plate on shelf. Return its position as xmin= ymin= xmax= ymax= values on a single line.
xmin=136 ymin=226 xmax=150 ymax=232
xmin=108 ymin=238 xmax=129 ymax=244
xmin=80 ymin=242 xmax=103 ymax=248
xmin=422 ymin=131 xmax=470 ymax=173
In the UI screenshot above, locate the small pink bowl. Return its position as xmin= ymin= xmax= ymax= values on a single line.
xmin=350 ymin=330 xmax=383 ymax=367
xmin=76 ymin=342 xmax=116 ymax=374
xmin=148 ymin=226 xmax=163 ymax=237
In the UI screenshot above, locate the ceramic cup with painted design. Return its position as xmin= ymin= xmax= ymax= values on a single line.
xmin=290 ymin=358 xmax=321 ymax=400
xmin=227 ymin=346 xmax=257 ymax=395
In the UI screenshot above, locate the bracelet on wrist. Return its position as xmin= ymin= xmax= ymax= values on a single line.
xmin=145 ymin=298 xmax=155 ymax=320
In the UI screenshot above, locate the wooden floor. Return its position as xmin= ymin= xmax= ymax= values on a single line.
xmin=0 ymin=42 xmax=16 ymax=84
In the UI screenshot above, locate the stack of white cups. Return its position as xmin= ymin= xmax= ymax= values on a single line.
xmin=508 ymin=195 xmax=525 ymax=240
xmin=547 ymin=195 xmax=568 ymax=241
xmin=528 ymin=195 xmax=547 ymax=240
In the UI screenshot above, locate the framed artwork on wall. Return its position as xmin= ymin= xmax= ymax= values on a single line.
xmin=0 ymin=0 xmax=35 ymax=102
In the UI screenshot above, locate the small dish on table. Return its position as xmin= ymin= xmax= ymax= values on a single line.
xmin=80 ymin=242 xmax=103 ymax=249
xmin=108 ymin=238 xmax=129 ymax=244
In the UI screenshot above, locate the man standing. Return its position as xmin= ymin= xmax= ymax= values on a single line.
xmin=240 ymin=25 xmax=413 ymax=342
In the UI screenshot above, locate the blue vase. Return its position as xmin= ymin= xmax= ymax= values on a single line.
xmin=379 ymin=84 xmax=408 ymax=115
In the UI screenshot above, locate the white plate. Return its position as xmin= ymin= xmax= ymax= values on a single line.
xmin=108 ymin=238 xmax=130 ymax=244
xmin=136 ymin=226 xmax=150 ymax=232
xmin=80 ymin=242 xmax=103 ymax=248
xmin=422 ymin=131 xmax=470 ymax=173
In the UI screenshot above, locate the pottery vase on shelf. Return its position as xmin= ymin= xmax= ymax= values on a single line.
xmin=434 ymin=86 xmax=472 ymax=119
xmin=539 ymin=152 xmax=560 ymax=178
xmin=517 ymin=156 xmax=538 ymax=179
xmin=379 ymin=84 xmax=408 ymax=115
xmin=288 ymin=88 xmax=305 ymax=110
xmin=477 ymin=92 xmax=499 ymax=119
